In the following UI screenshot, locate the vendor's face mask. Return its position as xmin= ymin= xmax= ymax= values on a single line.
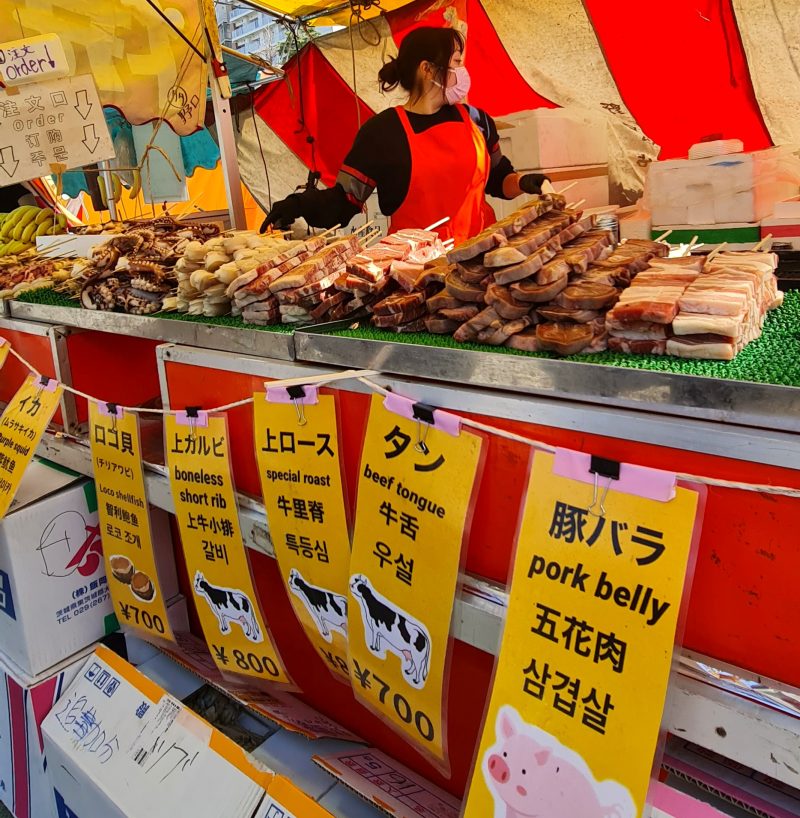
xmin=434 ymin=66 xmax=471 ymax=104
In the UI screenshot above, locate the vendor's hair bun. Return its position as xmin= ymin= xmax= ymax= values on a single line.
xmin=378 ymin=56 xmax=400 ymax=92
xmin=376 ymin=27 xmax=464 ymax=95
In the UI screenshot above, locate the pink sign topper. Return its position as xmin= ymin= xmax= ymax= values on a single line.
xmin=175 ymin=408 xmax=209 ymax=428
xmin=37 ymin=376 xmax=59 ymax=393
xmin=95 ymin=400 xmax=125 ymax=419
xmin=552 ymin=447 xmax=676 ymax=503
xmin=266 ymin=384 xmax=320 ymax=405
xmin=382 ymin=392 xmax=461 ymax=437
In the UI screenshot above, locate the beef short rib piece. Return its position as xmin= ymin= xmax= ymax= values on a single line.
xmin=536 ymin=322 xmax=594 ymax=355
xmin=424 ymin=314 xmax=461 ymax=334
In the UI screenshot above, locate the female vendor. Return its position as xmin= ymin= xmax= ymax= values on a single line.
xmin=262 ymin=26 xmax=548 ymax=244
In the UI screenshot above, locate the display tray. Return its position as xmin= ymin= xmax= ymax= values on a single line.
xmin=9 ymin=287 xmax=296 ymax=361
xmin=295 ymin=291 xmax=800 ymax=432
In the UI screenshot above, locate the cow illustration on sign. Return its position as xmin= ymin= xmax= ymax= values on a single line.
xmin=349 ymin=574 xmax=431 ymax=688
xmin=193 ymin=571 xmax=263 ymax=643
xmin=484 ymin=706 xmax=636 ymax=818
xmin=287 ymin=568 xmax=348 ymax=642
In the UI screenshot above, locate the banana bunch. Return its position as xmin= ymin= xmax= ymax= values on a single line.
xmin=0 ymin=206 xmax=68 ymax=257
xmin=97 ymin=170 xmax=140 ymax=209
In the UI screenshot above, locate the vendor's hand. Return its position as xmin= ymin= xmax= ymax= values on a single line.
xmin=260 ymin=195 xmax=302 ymax=232
xmin=519 ymin=173 xmax=550 ymax=196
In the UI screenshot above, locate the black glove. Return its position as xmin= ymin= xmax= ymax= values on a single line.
xmin=519 ymin=173 xmax=550 ymax=196
xmin=260 ymin=195 xmax=303 ymax=232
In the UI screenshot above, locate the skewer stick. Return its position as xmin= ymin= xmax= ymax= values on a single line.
xmin=354 ymin=220 xmax=375 ymax=235
xmin=706 ymin=241 xmax=728 ymax=261
xmin=654 ymin=229 xmax=673 ymax=243
xmin=567 ymin=199 xmax=586 ymax=210
xmin=424 ymin=216 xmax=449 ymax=232
xmin=557 ymin=181 xmax=579 ymax=195
xmin=682 ymin=235 xmax=699 ymax=257
xmin=752 ymin=233 xmax=773 ymax=252
xmin=318 ymin=224 xmax=341 ymax=239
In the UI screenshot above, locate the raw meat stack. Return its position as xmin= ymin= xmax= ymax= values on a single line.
xmin=503 ymin=237 xmax=669 ymax=354
xmin=606 ymin=251 xmax=783 ymax=360
xmin=174 ymin=231 xmax=294 ymax=317
xmin=669 ymin=251 xmax=782 ymax=360
xmin=331 ymin=228 xmax=446 ymax=327
xmin=231 ymin=235 xmax=362 ymax=325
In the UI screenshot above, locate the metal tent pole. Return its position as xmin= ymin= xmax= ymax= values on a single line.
xmin=209 ymin=73 xmax=247 ymax=230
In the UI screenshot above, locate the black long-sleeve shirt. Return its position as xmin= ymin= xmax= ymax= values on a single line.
xmin=291 ymin=105 xmax=516 ymax=229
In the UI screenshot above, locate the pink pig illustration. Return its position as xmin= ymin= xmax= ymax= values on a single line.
xmin=483 ymin=706 xmax=637 ymax=818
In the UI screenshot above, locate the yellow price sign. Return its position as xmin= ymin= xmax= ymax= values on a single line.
xmin=254 ymin=392 xmax=351 ymax=681
xmin=463 ymin=451 xmax=699 ymax=818
xmin=165 ymin=412 xmax=290 ymax=684
xmin=0 ymin=340 xmax=9 ymax=371
xmin=348 ymin=394 xmax=482 ymax=771
xmin=89 ymin=402 xmax=175 ymax=643
xmin=0 ymin=373 xmax=63 ymax=519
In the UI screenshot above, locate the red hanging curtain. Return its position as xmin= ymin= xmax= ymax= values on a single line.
xmin=387 ymin=0 xmax=557 ymax=117
xmin=583 ymin=0 xmax=772 ymax=158
xmin=254 ymin=44 xmax=375 ymax=187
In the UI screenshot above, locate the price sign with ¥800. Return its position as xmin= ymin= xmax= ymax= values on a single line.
xmin=348 ymin=393 xmax=482 ymax=772
xmin=0 ymin=374 xmax=63 ymax=519
xmin=165 ymin=412 xmax=291 ymax=684
xmin=463 ymin=451 xmax=700 ymax=818
xmin=89 ymin=402 xmax=174 ymax=643
xmin=254 ymin=391 xmax=352 ymax=682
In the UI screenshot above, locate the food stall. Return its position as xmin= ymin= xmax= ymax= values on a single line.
xmin=0 ymin=1 xmax=799 ymax=817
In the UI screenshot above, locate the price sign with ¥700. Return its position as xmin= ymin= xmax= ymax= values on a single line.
xmin=89 ymin=401 xmax=175 ymax=643
xmin=254 ymin=390 xmax=352 ymax=682
xmin=165 ymin=411 xmax=291 ymax=684
xmin=348 ymin=393 xmax=482 ymax=772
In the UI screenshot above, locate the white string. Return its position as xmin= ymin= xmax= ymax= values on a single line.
xmin=5 ymin=342 xmax=799 ymax=499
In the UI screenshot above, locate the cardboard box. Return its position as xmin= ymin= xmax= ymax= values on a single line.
xmin=761 ymin=216 xmax=800 ymax=249
xmin=0 ymin=461 xmax=117 ymax=677
xmin=646 ymin=147 xmax=798 ymax=226
xmin=41 ymin=645 xmax=272 ymax=818
xmin=496 ymin=108 xmax=608 ymax=170
xmin=0 ymin=645 xmax=95 ymax=818
xmin=318 ymin=784 xmax=385 ymax=818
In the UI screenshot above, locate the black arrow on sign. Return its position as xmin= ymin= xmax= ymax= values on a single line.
xmin=43 ymin=44 xmax=56 ymax=69
xmin=74 ymin=89 xmax=92 ymax=120
xmin=0 ymin=147 xmax=18 ymax=178
xmin=82 ymin=124 xmax=100 ymax=154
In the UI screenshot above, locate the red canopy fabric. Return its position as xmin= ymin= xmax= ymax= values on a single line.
xmin=583 ymin=0 xmax=772 ymax=158
xmin=386 ymin=0 xmax=557 ymax=117
xmin=254 ymin=44 xmax=375 ymax=187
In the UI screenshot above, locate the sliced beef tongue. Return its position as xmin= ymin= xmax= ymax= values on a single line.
xmin=505 ymin=327 xmax=541 ymax=352
xmin=456 ymin=259 xmax=491 ymax=284
xmin=439 ymin=305 xmax=480 ymax=322
xmin=537 ymin=305 xmax=601 ymax=324
xmin=492 ymin=239 xmax=560 ymax=285
xmin=556 ymin=283 xmax=619 ymax=310
xmin=445 ymin=270 xmax=488 ymax=303
xmin=536 ymin=322 xmax=595 ymax=355
xmin=425 ymin=314 xmax=461 ymax=334
xmin=477 ymin=315 xmax=534 ymax=346
xmin=509 ymin=275 xmax=568 ymax=303
xmin=447 ymin=230 xmax=508 ymax=264
xmin=453 ymin=306 xmax=501 ymax=342
xmin=485 ymin=282 xmax=532 ymax=320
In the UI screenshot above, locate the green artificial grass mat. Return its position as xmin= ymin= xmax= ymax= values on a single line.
xmin=325 ymin=289 xmax=800 ymax=388
xmin=11 ymin=287 xmax=800 ymax=387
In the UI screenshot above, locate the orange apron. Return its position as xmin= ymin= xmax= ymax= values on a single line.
xmin=390 ymin=104 xmax=494 ymax=245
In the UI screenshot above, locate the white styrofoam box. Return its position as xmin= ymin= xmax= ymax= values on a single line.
xmin=488 ymin=164 xmax=609 ymax=219
xmin=645 ymin=147 xmax=799 ymax=226
xmin=251 ymin=731 xmax=362 ymax=801
xmin=42 ymin=646 xmax=271 ymax=818
xmin=688 ymin=139 xmax=744 ymax=160
xmin=496 ymin=107 xmax=608 ymax=169
xmin=0 ymin=645 xmax=95 ymax=818
xmin=620 ymin=209 xmax=653 ymax=240
xmin=135 ymin=650 xmax=205 ymax=703
xmin=318 ymin=785 xmax=385 ymax=818
xmin=772 ymin=196 xmax=800 ymax=219
xmin=0 ymin=462 xmax=116 ymax=677
xmin=35 ymin=234 xmax=115 ymax=259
